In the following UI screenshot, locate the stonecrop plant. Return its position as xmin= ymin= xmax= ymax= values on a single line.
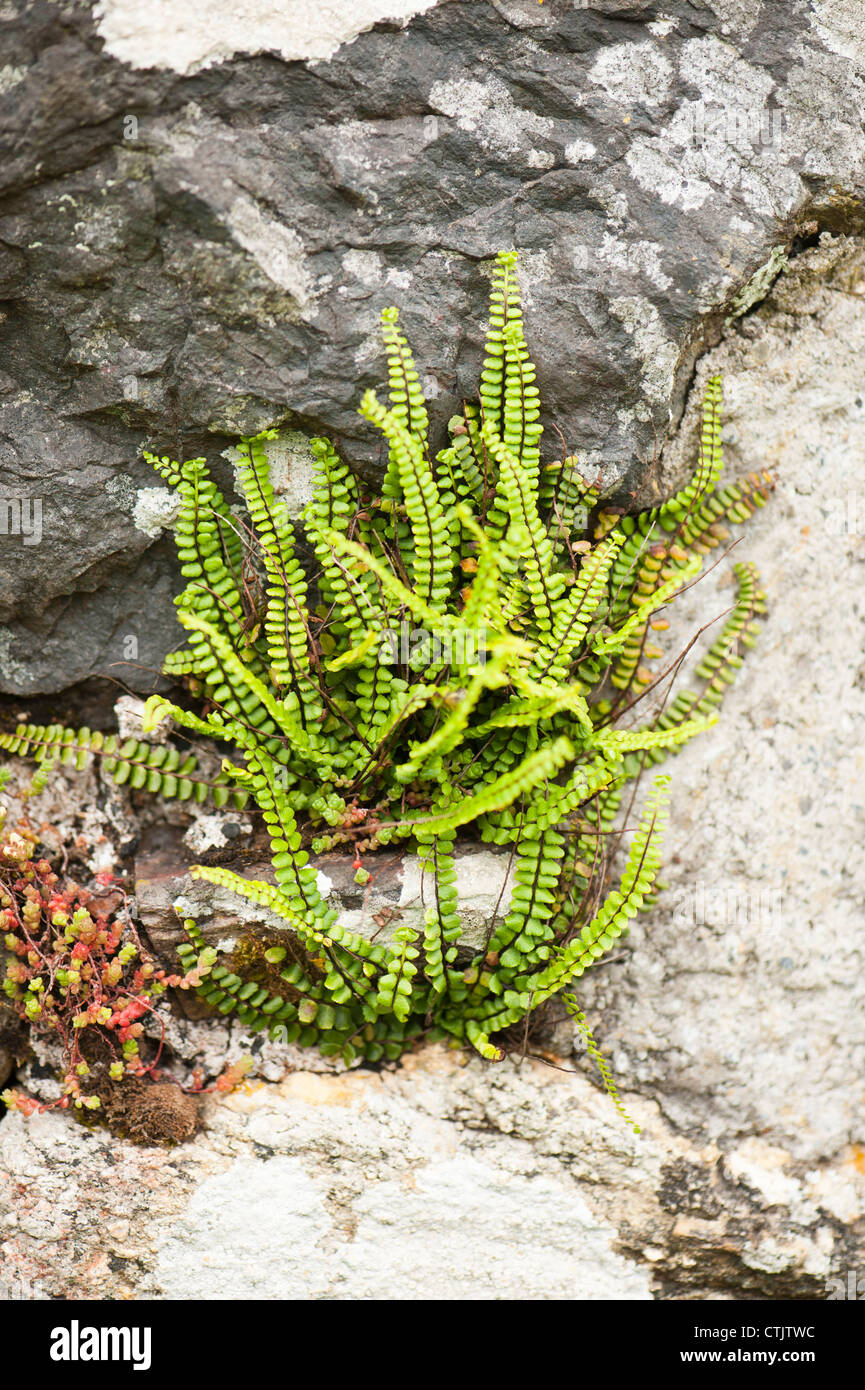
xmin=0 ymin=805 xmax=207 ymax=1116
xmin=0 ymin=252 xmax=772 ymax=1098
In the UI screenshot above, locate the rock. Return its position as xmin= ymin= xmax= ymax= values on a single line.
xmin=576 ymin=233 xmax=865 ymax=1163
xmin=3 ymin=231 xmax=864 ymax=1300
xmin=1 ymin=1048 xmax=860 ymax=1300
xmin=3 ymin=0 xmax=865 ymax=691
xmin=134 ymin=824 xmax=515 ymax=960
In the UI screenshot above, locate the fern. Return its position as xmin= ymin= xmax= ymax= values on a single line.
xmin=1 ymin=252 xmax=772 ymax=1124
xmin=0 ymin=723 xmax=246 ymax=807
xmin=561 ymin=993 xmax=642 ymax=1135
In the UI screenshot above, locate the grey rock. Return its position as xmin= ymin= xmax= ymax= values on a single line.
xmin=2 ymin=0 xmax=865 ymax=690
xmin=4 ymin=233 xmax=865 ymax=1301
xmin=134 ymin=826 xmax=514 ymax=960
xmin=576 ymin=232 xmax=865 ymax=1167
xmin=1 ymin=6 xmax=864 ymax=1302
xmin=0 ymin=1045 xmax=859 ymax=1300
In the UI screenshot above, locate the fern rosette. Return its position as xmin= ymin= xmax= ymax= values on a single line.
xmin=0 ymin=252 xmax=771 ymax=1117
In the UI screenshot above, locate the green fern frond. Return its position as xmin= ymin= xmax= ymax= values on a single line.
xmin=4 ymin=252 xmax=772 ymax=1129
xmin=562 ymin=993 xmax=642 ymax=1135
xmin=0 ymin=723 xmax=245 ymax=806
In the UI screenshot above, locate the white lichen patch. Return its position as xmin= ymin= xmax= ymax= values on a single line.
xmin=320 ymin=119 xmax=378 ymax=175
xmin=588 ymin=178 xmax=630 ymax=226
xmin=88 ymin=841 xmax=117 ymax=875
xmin=596 ymin=233 xmax=672 ymax=291
xmin=341 ymin=248 xmax=384 ymax=288
xmin=0 ymin=629 xmax=39 ymax=691
xmin=226 ymin=196 xmax=314 ymax=313
xmin=183 ymin=816 xmax=229 ymax=856
xmin=510 ymin=247 xmax=553 ymax=307
xmin=678 ymin=34 xmax=774 ymax=111
xmin=132 ymin=486 xmax=181 ymax=538
xmin=588 ymin=41 xmax=673 ymax=109
xmin=809 ymin=0 xmax=865 ymax=66
xmin=0 ymin=757 xmax=134 ymax=879
xmin=95 ymin=0 xmax=442 ymax=75
xmin=353 ymin=311 xmax=393 ymax=369
xmin=803 ymin=1163 xmax=865 ymax=1225
xmin=609 ymin=296 xmax=678 ymax=409
xmin=742 ymin=1229 xmax=834 ymax=1280
xmin=428 ymin=75 xmax=554 ymax=156
xmin=622 ymin=30 xmax=864 ymax=224
xmin=315 ymin=869 xmax=334 ymax=898
xmin=703 ymin=0 xmax=764 ymax=38
xmin=725 ymin=1139 xmax=813 ymax=1215
xmin=105 ymin=473 xmax=138 ymax=511
xmin=0 ymin=64 xmax=26 ymax=94
xmin=647 ymin=16 xmax=679 ymax=39
xmin=625 ymin=139 xmax=714 ymax=213
xmin=564 ymin=138 xmax=596 ymax=164
xmin=183 ymin=814 xmax=252 ymax=856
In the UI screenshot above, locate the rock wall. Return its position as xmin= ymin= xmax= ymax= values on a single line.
xmin=1 ymin=0 xmax=864 ymax=1301
xmin=3 ymin=0 xmax=865 ymax=690
xmin=2 ymin=236 xmax=865 ymax=1299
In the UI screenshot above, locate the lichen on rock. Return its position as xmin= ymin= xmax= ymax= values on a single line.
xmin=1 ymin=0 xmax=865 ymax=1303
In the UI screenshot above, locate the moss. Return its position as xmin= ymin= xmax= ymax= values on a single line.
xmin=95 ymin=1077 xmax=199 ymax=1146
xmin=228 ymin=929 xmax=316 ymax=1002
xmin=727 ymin=245 xmax=789 ymax=321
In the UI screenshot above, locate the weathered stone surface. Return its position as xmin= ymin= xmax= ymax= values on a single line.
xmin=1 ymin=1047 xmax=861 ymax=1300
xmin=134 ymin=824 xmax=515 ymax=958
xmin=585 ymin=233 xmax=865 ymax=1165
xmin=2 ymin=240 xmax=865 ymax=1299
xmin=3 ymin=0 xmax=865 ymax=690
xmin=1 ymin=7 xmax=865 ymax=1303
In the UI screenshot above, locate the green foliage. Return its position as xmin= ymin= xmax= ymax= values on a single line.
xmin=0 ymin=724 xmax=246 ymax=807
xmin=561 ymin=992 xmax=642 ymax=1135
xmin=0 ymin=251 xmax=771 ymax=1114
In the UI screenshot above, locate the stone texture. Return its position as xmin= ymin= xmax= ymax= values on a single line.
xmin=1 ymin=1047 xmax=861 ymax=1301
xmin=2 ymin=5 xmax=865 ymax=1302
xmin=2 ymin=241 xmax=865 ymax=1298
xmin=587 ymin=233 xmax=865 ymax=1164
xmin=134 ymin=824 xmax=515 ymax=960
xmin=3 ymin=0 xmax=865 ymax=690
xmin=94 ymin=0 xmax=444 ymax=73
